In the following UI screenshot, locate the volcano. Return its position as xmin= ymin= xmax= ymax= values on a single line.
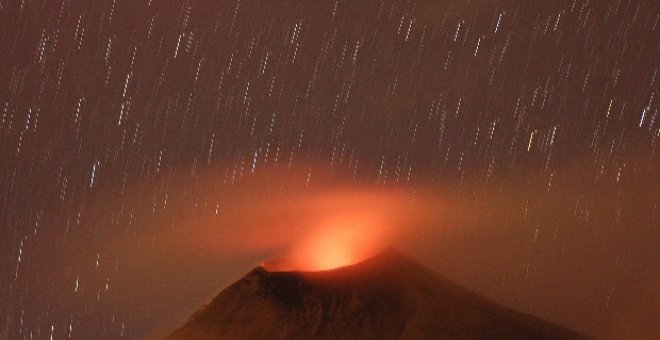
xmin=168 ymin=249 xmax=586 ymax=339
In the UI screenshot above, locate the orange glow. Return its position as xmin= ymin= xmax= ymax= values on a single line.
xmin=264 ymin=212 xmax=389 ymax=272
xmin=306 ymin=229 xmax=357 ymax=271
xmin=160 ymin=168 xmax=458 ymax=272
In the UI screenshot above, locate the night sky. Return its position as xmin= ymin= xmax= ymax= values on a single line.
xmin=1 ymin=0 xmax=659 ymax=338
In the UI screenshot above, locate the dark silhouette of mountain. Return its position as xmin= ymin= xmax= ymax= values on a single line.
xmin=168 ymin=248 xmax=587 ymax=339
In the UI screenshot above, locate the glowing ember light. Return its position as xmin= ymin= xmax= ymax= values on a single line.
xmin=180 ymin=174 xmax=444 ymax=273
xmin=303 ymin=224 xmax=364 ymax=271
xmin=264 ymin=212 xmax=388 ymax=272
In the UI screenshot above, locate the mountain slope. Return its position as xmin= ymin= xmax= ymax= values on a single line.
xmin=168 ymin=249 xmax=587 ymax=339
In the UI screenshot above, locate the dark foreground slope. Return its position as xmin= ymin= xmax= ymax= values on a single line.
xmin=169 ymin=249 xmax=587 ymax=339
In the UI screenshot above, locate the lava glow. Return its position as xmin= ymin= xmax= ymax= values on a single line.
xmin=282 ymin=213 xmax=388 ymax=272
xmin=259 ymin=196 xmax=402 ymax=272
xmin=304 ymin=228 xmax=361 ymax=271
xmin=171 ymin=171 xmax=453 ymax=272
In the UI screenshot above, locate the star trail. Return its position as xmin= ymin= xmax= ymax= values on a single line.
xmin=0 ymin=0 xmax=658 ymax=338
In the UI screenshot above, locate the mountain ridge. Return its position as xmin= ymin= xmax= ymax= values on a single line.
xmin=168 ymin=248 xmax=588 ymax=339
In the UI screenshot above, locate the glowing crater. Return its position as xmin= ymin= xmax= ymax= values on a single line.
xmin=262 ymin=214 xmax=386 ymax=272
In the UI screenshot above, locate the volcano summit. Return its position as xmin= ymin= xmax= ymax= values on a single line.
xmin=168 ymin=249 xmax=586 ymax=339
